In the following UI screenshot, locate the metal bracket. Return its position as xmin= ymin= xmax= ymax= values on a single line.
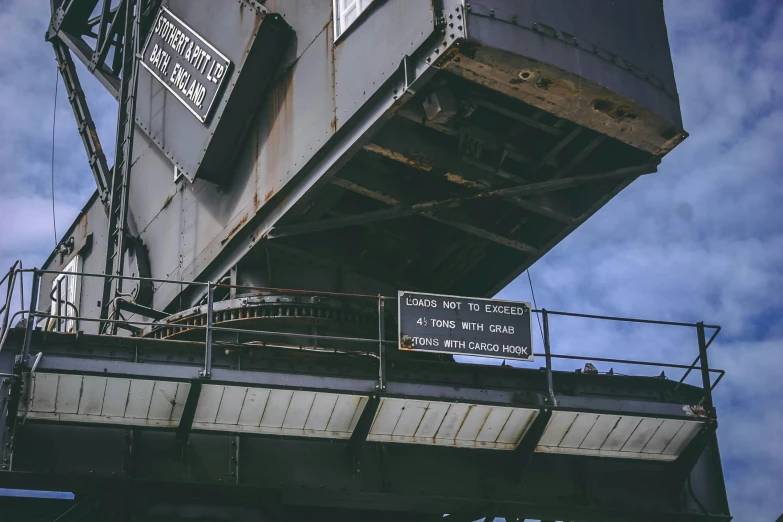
xmin=510 ymin=408 xmax=552 ymax=483
xmin=229 ymin=434 xmax=240 ymax=484
xmin=175 ymin=381 xmax=203 ymax=443
xmin=348 ymin=394 xmax=381 ymax=474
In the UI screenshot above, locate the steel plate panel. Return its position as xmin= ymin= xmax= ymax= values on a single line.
xmin=600 ymin=416 xmax=642 ymax=451
xmin=642 ymin=419 xmax=685 ymax=454
xmin=54 ymin=374 xmax=82 ymax=414
xmin=334 ymin=0 xmax=433 ymax=129
xmin=193 ymin=384 xmax=224 ymax=423
xmin=77 ymin=376 xmax=107 ymax=416
xmin=282 ymin=391 xmax=317 ymax=429
xmin=170 ymin=382 xmax=191 ymax=421
xmin=559 ymin=413 xmax=599 ymax=448
xmin=497 ymin=408 xmax=537 ymax=445
xmin=238 ymin=388 xmax=271 ymax=426
xmin=579 ymin=414 xmax=621 ymax=450
xmin=392 ymin=400 xmax=429 ymax=438
xmin=147 ymin=381 xmax=179 ymax=420
xmin=435 ymin=403 xmax=471 ymax=441
xmin=260 ymin=389 xmax=294 ymax=428
xmin=30 ymin=373 xmax=59 ymax=413
xmin=371 ymin=398 xmax=406 ymax=436
xmin=538 ymin=411 xmax=578 ymax=447
xmin=622 ymin=418 xmax=663 ymax=452
xmin=328 ymin=395 xmax=365 ymax=434
xmin=413 ymin=402 xmax=450 ymax=441
xmin=304 ymin=393 xmax=339 ymax=432
xmin=102 ymin=378 xmax=131 ymax=417
xmin=124 ymin=379 xmax=155 ymax=419
xmin=476 ymin=407 xmax=514 ymax=443
xmin=215 ymin=386 xmax=248 ymax=424
xmin=455 ymin=406 xmax=492 ymax=441
xmin=663 ymin=421 xmax=703 ymax=455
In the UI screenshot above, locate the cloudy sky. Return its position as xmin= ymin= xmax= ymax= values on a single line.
xmin=0 ymin=0 xmax=781 ymax=520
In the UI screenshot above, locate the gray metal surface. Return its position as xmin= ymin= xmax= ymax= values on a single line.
xmin=135 ymin=0 xmax=291 ymax=183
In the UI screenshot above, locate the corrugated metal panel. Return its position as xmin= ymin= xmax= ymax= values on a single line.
xmin=367 ymin=398 xmax=539 ymax=450
xmin=536 ymin=413 xmax=704 ymax=461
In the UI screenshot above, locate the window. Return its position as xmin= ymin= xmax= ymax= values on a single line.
xmin=334 ymin=0 xmax=376 ymax=40
xmin=49 ymin=256 xmax=80 ymax=333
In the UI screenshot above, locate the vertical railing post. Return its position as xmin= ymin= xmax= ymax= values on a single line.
xmin=542 ymin=309 xmax=556 ymax=406
xmin=200 ymin=282 xmax=214 ymax=379
xmin=21 ymin=270 xmax=41 ymax=364
xmin=56 ymin=277 xmax=63 ymax=332
xmin=376 ymin=296 xmax=386 ymax=391
xmin=697 ymin=322 xmax=714 ymax=416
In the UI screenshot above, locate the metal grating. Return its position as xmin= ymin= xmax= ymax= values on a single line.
xmin=535 ymin=411 xmax=703 ymax=461
xmin=366 ymin=397 xmax=539 ymax=450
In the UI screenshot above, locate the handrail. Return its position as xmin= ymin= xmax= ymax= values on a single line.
xmin=2 ymin=267 xmax=725 ymax=413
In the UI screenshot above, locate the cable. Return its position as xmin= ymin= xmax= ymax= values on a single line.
xmin=526 ymin=269 xmax=545 ymax=346
xmin=51 ymin=67 xmax=59 ymax=246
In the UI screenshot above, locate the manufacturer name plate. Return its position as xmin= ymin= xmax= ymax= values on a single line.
xmin=141 ymin=6 xmax=231 ymax=123
xmin=398 ymin=291 xmax=534 ymax=361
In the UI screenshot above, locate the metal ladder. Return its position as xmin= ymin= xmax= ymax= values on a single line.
xmin=100 ymin=0 xmax=142 ymax=334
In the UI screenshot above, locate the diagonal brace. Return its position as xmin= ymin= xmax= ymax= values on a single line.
xmin=270 ymin=164 xmax=657 ymax=239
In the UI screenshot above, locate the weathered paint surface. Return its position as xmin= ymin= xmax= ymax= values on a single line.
xmin=535 ymin=410 xmax=704 ymax=461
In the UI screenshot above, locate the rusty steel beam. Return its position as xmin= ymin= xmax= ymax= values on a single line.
xmin=509 ymin=197 xmax=575 ymax=224
xmin=474 ymin=98 xmax=563 ymax=136
xmin=527 ymin=127 xmax=583 ymax=177
xmin=550 ymin=135 xmax=607 ymax=180
xmin=364 ymin=119 xmax=499 ymax=188
xmin=332 ymin=176 xmax=535 ymax=253
xmin=422 ymin=213 xmax=536 ymax=253
xmin=271 ymin=165 xmax=657 ymax=238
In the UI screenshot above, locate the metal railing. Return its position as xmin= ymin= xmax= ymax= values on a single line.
xmin=0 ymin=267 xmax=724 ymax=415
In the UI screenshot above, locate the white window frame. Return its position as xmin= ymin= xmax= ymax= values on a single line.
xmin=334 ymin=0 xmax=377 ymax=41
xmin=49 ymin=256 xmax=81 ymax=333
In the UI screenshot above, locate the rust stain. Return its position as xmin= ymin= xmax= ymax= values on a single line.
xmin=592 ymin=98 xmax=638 ymax=121
xmin=444 ymin=172 xmax=489 ymax=189
xmin=262 ymin=66 xmax=295 ymax=203
xmin=363 ymin=144 xmax=433 ymax=172
xmin=161 ymin=194 xmax=174 ymax=211
xmin=220 ymin=214 xmax=249 ymax=246
xmin=264 ymin=189 xmax=275 ymax=203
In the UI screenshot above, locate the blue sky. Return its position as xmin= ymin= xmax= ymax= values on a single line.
xmin=0 ymin=0 xmax=781 ymax=520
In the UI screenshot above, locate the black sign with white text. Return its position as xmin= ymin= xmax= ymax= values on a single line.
xmin=398 ymin=291 xmax=533 ymax=361
xmin=141 ymin=6 xmax=231 ymax=123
